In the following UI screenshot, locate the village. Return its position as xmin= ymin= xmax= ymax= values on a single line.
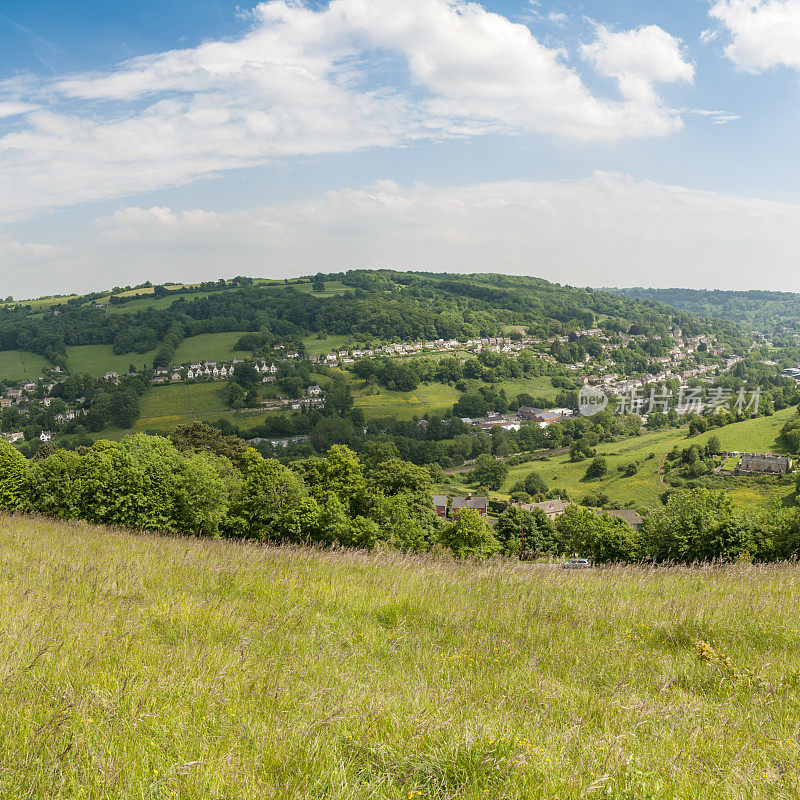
xmin=2 ymin=323 xmax=798 ymax=469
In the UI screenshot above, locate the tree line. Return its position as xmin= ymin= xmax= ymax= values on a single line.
xmin=3 ymin=425 xmax=800 ymax=563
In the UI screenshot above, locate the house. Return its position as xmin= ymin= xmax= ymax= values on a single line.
xmin=39 ymin=431 xmax=53 ymax=443
xmin=307 ymin=384 xmax=322 ymax=397
xmin=517 ymin=407 xmax=572 ymax=426
xmin=433 ymin=495 xmax=448 ymax=517
xmin=171 ymin=372 xmax=182 ymax=381
xmin=186 ymin=369 xmax=195 ymax=380
xmin=451 ymin=494 xmax=488 ymax=517
xmin=1 ymin=432 xmax=24 ymax=443
xmin=594 ymin=508 xmax=644 ymax=529
xmin=520 ymin=499 xmax=571 ymax=520
xmin=103 ymin=372 xmax=118 ymax=381
xmin=737 ymin=453 xmax=792 ymax=475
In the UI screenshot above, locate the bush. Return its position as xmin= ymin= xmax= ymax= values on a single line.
xmin=584 ymin=457 xmax=608 ymax=480
xmin=438 ymin=509 xmax=499 ymax=558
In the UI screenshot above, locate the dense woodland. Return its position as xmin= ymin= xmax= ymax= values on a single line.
xmin=613 ymin=287 xmax=800 ymax=336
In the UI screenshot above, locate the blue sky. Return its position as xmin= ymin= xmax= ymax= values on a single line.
xmin=3 ymin=0 xmax=800 ymax=297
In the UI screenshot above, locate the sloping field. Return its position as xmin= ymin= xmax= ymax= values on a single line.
xmin=0 ymin=350 xmax=52 ymax=381
xmin=1 ymin=514 xmax=799 ymax=799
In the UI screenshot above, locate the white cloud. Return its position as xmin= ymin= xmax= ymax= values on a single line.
xmin=709 ymin=0 xmax=800 ymax=71
xmin=0 ymin=101 xmax=37 ymax=118
xmin=5 ymin=172 xmax=791 ymax=298
xmin=0 ymin=0 xmax=695 ymax=222
xmin=581 ymin=25 xmax=694 ymax=106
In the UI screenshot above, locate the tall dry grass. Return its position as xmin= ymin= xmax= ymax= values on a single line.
xmin=1 ymin=513 xmax=799 ymax=799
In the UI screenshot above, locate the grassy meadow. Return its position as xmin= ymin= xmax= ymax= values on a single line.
xmin=64 ymin=334 xmax=253 ymax=377
xmin=353 ymin=382 xmax=462 ymax=420
xmin=0 ymin=349 xmax=53 ymax=381
xmin=302 ymin=334 xmax=351 ymax=357
xmin=2 ymin=514 xmax=800 ymax=799
xmin=133 ymin=381 xmax=275 ymax=433
xmin=171 ymin=333 xmax=250 ymax=364
xmin=65 ymin=344 xmax=158 ymax=376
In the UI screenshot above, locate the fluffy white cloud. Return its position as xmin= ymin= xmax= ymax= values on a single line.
xmin=709 ymin=0 xmax=800 ymax=71
xmin=581 ymin=25 xmax=694 ymax=105
xmin=0 ymin=0 xmax=694 ymax=222
xmin=5 ymin=172 xmax=790 ymax=298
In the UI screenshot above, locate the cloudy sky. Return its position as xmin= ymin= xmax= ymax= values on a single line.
xmin=2 ymin=0 xmax=800 ymax=298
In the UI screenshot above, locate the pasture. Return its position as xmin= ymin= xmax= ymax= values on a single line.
xmin=65 ymin=344 xmax=157 ymax=376
xmin=133 ymin=381 xmax=275 ymax=432
xmin=171 ymin=332 xmax=250 ymax=364
xmin=1 ymin=514 xmax=799 ymax=799
xmin=353 ymin=382 xmax=462 ymax=420
xmin=0 ymin=350 xmax=52 ymax=382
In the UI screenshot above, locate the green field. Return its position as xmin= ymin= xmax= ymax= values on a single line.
xmin=134 ymin=381 xmax=275 ymax=432
xmin=0 ymin=350 xmax=53 ymax=381
xmin=291 ymin=279 xmax=349 ymax=297
xmin=491 ymin=408 xmax=798 ymax=510
xmin=171 ymin=332 xmax=250 ymax=364
xmin=0 ymin=295 xmax=79 ymax=310
xmin=64 ymin=334 xmax=252 ymax=376
xmin=354 ymin=382 xmax=461 ymax=420
xmin=302 ymin=334 xmax=351 ymax=357
xmin=494 ymin=376 xmax=558 ymax=402
xmin=65 ymin=344 xmax=157 ymax=375
xmin=105 ymin=289 xmax=224 ymax=314
xmin=3 ymin=514 xmax=800 ymax=799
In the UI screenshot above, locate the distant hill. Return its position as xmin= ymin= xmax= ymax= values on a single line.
xmin=0 ymin=271 xmax=744 ymax=371
xmin=610 ymin=287 xmax=800 ymax=335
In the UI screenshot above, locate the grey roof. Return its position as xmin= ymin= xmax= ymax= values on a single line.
xmin=433 ymin=495 xmax=447 ymax=507
xmin=594 ymin=508 xmax=644 ymax=526
xmin=451 ymin=496 xmax=488 ymax=511
xmin=525 ymin=499 xmax=571 ymax=515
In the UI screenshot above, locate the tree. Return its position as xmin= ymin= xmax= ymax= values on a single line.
xmin=324 ymin=378 xmax=354 ymax=417
xmin=473 ymin=454 xmax=508 ymax=491
xmin=584 ymin=457 xmax=608 ymax=480
xmin=228 ymin=450 xmax=314 ymax=541
xmin=438 ymin=509 xmax=499 ymax=558
xmin=312 ymin=275 xmax=326 ymax=292
xmin=555 ymin=505 xmax=638 ymax=563
xmin=311 ymin=417 xmax=355 ymax=452
xmin=0 ymin=441 xmax=29 ymax=510
xmin=642 ymin=488 xmax=751 ymax=562
xmin=495 ymin=506 xmax=556 ymax=558
xmin=523 ymin=470 xmax=548 ymax=497
xmin=706 ymin=435 xmax=722 ymax=456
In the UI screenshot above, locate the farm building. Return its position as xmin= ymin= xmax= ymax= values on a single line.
xmin=736 ymin=453 xmax=792 ymax=475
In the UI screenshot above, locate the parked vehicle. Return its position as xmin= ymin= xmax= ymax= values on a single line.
xmin=562 ymin=558 xmax=591 ymax=569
